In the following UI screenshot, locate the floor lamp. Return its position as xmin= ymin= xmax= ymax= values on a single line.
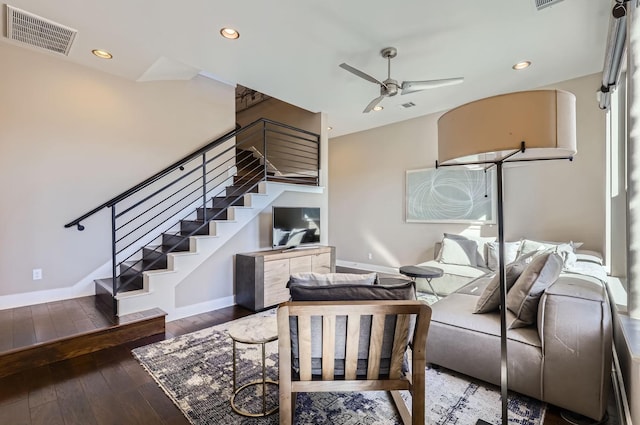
xmin=436 ymin=89 xmax=577 ymax=425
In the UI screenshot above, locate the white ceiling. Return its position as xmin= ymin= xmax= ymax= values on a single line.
xmin=2 ymin=0 xmax=611 ymax=137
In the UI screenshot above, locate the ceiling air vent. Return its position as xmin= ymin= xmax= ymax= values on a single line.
xmin=400 ymin=102 xmax=416 ymax=109
xmin=5 ymin=5 xmax=77 ymax=55
xmin=534 ymin=0 xmax=565 ymax=10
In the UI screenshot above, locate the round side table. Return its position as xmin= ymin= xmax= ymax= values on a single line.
xmin=399 ymin=265 xmax=444 ymax=299
xmin=228 ymin=315 xmax=279 ymax=417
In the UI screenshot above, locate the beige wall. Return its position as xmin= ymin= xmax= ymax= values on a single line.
xmin=0 ymin=42 xmax=235 ymax=298
xmin=329 ymin=73 xmax=606 ymax=268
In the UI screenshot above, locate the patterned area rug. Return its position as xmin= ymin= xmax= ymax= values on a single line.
xmin=132 ymin=309 xmax=546 ymax=425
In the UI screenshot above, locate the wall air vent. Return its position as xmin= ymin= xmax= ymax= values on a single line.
xmin=5 ymin=5 xmax=77 ymax=56
xmin=400 ymin=102 xmax=416 ymax=109
xmin=534 ymin=0 xmax=565 ymax=10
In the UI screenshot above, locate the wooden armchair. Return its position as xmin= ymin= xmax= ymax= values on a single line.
xmin=277 ymin=300 xmax=431 ymax=425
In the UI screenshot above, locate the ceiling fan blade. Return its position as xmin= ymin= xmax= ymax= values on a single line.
xmin=401 ymin=77 xmax=464 ymax=95
xmin=363 ymin=95 xmax=385 ymax=113
xmin=340 ymin=63 xmax=386 ymax=87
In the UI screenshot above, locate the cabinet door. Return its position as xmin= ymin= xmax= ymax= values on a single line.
xmin=290 ymin=256 xmax=312 ymax=274
xmin=312 ymin=252 xmax=332 ymax=273
xmin=263 ymin=259 xmax=291 ymax=307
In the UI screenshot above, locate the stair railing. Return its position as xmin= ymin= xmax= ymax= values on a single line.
xmin=64 ymin=119 xmax=320 ymax=298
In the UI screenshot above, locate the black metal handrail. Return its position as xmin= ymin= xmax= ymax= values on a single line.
xmin=64 ymin=118 xmax=320 ymax=300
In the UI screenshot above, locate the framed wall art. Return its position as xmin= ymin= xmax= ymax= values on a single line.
xmin=405 ymin=167 xmax=496 ymax=223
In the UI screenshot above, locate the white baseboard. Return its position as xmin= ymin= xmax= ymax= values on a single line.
xmin=335 ymin=260 xmax=400 ymax=275
xmin=0 ymin=282 xmax=95 ymax=310
xmin=0 ymin=262 xmax=112 ymax=310
xmin=167 ymin=295 xmax=236 ymax=322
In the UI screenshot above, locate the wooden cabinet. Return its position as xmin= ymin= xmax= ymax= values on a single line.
xmin=235 ymin=246 xmax=336 ymax=311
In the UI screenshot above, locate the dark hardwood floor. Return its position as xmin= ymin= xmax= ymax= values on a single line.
xmin=0 ymin=298 xmax=610 ymax=424
xmin=0 ymin=297 xmax=114 ymax=354
xmin=0 ymin=304 xmax=253 ymax=425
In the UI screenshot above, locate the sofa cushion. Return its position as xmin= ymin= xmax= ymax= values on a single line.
xmin=486 ymin=241 xmax=522 ymax=271
xmin=474 ymin=253 xmax=535 ymax=314
xmin=507 ymin=252 xmax=563 ymax=328
xmin=288 ymin=272 xmax=377 ymax=287
xmin=431 ymin=293 xmax=542 ymax=348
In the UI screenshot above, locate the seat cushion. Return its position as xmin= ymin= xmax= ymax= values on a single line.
xmin=427 ymin=293 xmax=543 ymax=399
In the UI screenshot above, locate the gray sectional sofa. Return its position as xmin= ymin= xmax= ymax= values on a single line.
xmin=423 ymin=237 xmax=613 ymax=421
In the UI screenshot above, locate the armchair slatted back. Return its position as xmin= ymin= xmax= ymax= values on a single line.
xmin=277 ymin=300 xmax=431 ymax=425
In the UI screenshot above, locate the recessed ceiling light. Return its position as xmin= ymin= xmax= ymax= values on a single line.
xmin=512 ymin=60 xmax=531 ymax=70
xmin=373 ymin=105 xmax=384 ymax=111
xmin=92 ymin=49 xmax=112 ymax=59
xmin=220 ymin=27 xmax=240 ymax=39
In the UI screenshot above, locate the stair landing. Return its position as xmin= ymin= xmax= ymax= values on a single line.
xmin=0 ymin=296 xmax=165 ymax=378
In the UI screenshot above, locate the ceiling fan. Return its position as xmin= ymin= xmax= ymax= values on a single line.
xmin=340 ymin=47 xmax=464 ymax=113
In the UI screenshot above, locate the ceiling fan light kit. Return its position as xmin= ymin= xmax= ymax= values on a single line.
xmin=340 ymin=46 xmax=464 ymax=113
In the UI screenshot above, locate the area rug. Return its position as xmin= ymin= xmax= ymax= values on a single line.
xmin=132 ymin=310 xmax=546 ymax=425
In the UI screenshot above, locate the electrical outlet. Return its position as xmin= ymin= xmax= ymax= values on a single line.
xmin=368 ymin=253 xmax=373 ymax=260
xmin=32 ymin=268 xmax=42 ymax=280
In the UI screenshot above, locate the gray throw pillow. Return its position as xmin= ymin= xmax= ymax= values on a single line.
xmin=438 ymin=238 xmax=479 ymax=267
xmin=444 ymin=233 xmax=495 ymax=267
xmin=288 ymin=272 xmax=377 ymax=287
xmin=473 ymin=251 xmax=536 ymax=314
xmin=506 ymin=252 xmax=563 ymax=328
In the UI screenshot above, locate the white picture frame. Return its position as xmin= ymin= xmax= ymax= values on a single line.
xmin=405 ymin=167 xmax=496 ymax=223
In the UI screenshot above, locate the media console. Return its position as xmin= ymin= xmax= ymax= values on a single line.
xmin=235 ymin=246 xmax=336 ymax=311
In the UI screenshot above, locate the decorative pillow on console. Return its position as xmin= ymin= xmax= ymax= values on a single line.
xmin=438 ymin=237 xmax=480 ymax=267
xmin=443 ymin=233 xmax=495 ymax=268
xmin=288 ymin=272 xmax=377 ymax=287
xmin=506 ymin=252 xmax=563 ymax=328
xmin=486 ymin=241 xmax=522 ymax=271
xmin=473 ymin=251 xmax=537 ymax=314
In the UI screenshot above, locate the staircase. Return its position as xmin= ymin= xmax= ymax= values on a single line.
xmin=65 ymin=119 xmax=321 ymax=319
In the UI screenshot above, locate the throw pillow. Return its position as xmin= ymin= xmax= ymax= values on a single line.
xmin=506 ymin=252 xmax=563 ymax=328
xmin=473 ymin=251 xmax=536 ymax=314
xmin=486 ymin=241 xmax=522 ymax=271
xmin=444 ymin=233 xmax=495 ymax=267
xmin=287 ymin=272 xmax=377 ymax=287
xmin=519 ymin=239 xmax=577 ymax=270
xmin=438 ymin=237 xmax=479 ymax=267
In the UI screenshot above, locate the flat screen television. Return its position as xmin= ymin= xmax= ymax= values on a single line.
xmin=272 ymin=207 xmax=321 ymax=248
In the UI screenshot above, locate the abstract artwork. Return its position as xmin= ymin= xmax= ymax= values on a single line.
xmin=406 ymin=167 xmax=495 ymax=223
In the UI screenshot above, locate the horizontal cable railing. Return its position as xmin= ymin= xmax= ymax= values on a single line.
xmin=64 ymin=119 xmax=320 ymax=299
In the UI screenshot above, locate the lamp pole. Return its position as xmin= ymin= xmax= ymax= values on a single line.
xmin=438 ymin=144 xmax=525 ymax=425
